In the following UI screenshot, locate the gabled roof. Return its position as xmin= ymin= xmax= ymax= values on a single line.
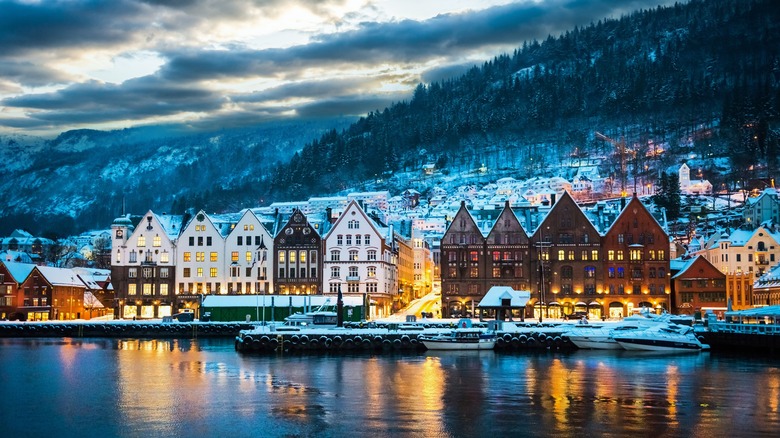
xmin=478 ymin=286 xmax=531 ymax=308
xmin=604 ymin=194 xmax=666 ymax=237
xmin=533 ymin=190 xmax=600 ymax=236
xmin=35 ymin=266 xmax=87 ymax=288
xmin=1 ymin=261 xmax=36 ymax=283
xmin=325 ymin=200 xmax=388 ymax=241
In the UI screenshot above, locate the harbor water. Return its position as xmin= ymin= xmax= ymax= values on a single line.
xmin=1 ymin=338 xmax=778 ymax=437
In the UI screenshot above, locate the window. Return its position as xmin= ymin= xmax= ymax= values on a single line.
xmin=648 ymin=250 xmax=656 ymax=260
xmin=183 ymin=268 xmax=191 ymax=278
xmin=568 ymin=250 xmax=575 ymax=261
xmin=237 ymin=236 xmax=243 ymax=245
xmin=493 ymin=251 xmax=501 ymax=262
xmin=299 ymin=251 xmax=306 ymax=263
xmin=355 ymin=235 xmax=362 ymax=245
xmin=337 ymin=235 xmax=343 ymax=245
xmin=143 ymin=268 xmax=153 ymax=278
xmin=561 ymin=284 xmax=573 ymax=295
xmin=349 ymin=266 xmax=359 ymax=278
xmin=160 ymin=252 xmax=169 ymax=263
xmin=246 ymin=235 xmax=251 ymax=246
xmin=210 ymin=252 xmax=218 ymax=262
xmin=658 ymin=268 xmax=666 ymax=278
xmin=207 ymin=236 xmax=212 ymax=246
xmin=367 ymin=250 xmax=377 ymax=261
xmin=116 ymin=250 xmax=121 ymax=263
xmin=558 ymin=250 xmax=565 ymax=261
xmin=189 ymin=236 xmax=195 ymax=246
xmin=737 ymin=254 xmax=742 ymax=262
xmin=608 ymin=250 xmax=615 ymax=261
xmin=617 ymin=251 xmax=624 ymax=261
xmin=184 ymin=252 xmax=191 ymax=262
xmin=470 ymin=267 xmax=479 ymax=278
xmin=561 ymin=266 xmax=573 ymax=279
xmin=196 ymin=252 xmax=205 ymax=262
xmin=160 ymin=268 xmax=169 ymax=278
xmin=138 ymin=235 xmax=146 ymax=247
xmin=470 ymin=251 xmax=478 ymax=262
xmin=649 ymin=268 xmax=656 ymax=278
xmin=493 ymin=267 xmax=501 ymax=278
xmin=153 ymin=235 xmax=161 ymax=247
xmin=367 ymin=266 xmax=376 ymax=278
xmin=658 ymin=250 xmax=665 ymax=261
xmin=197 ymin=268 xmax=203 ymax=277
xmin=278 ymin=251 xmax=286 ymax=264
xmin=129 ymin=268 xmax=137 ymax=278
xmin=160 ymin=284 xmax=168 ymax=296
xmin=348 ymin=283 xmax=359 ymax=293
xmin=346 ymin=235 xmax=352 ymax=245
xmin=618 ymin=234 xmax=624 ymax=244
xmin=632 ymin=268 xmax=643 ymax=279
xmin=331 ymin=250 xmax=340 ymax=261
xmin=581 ymin=250 xmax=589 ymax=261
xmin=310 ymin=250 xmax=317 ymax=263
xmin=143 ymin=284 xmax=152 ymax=295
xmin=617 ymin=267 xmax=624 ymax=278
xmin=128 ymin=284 xmax=137 ymax=295
xmin=210 ymin=268 xmax=217 ymax=278
xmin=246 ymin=251 xmax=252 ymax=262
xmin=585 ymin=266 xmax=596 ymax=278
xmin=349 ymin=250 xmax=359 ymax=261
xmin=366 ymin=283 xmax=377 ymax=293
xmin=348 ymin=220 xmax=359 ymax=229
xmin=591 ymin=250 xmax=599 ymax=261
xmin=364 ymin=235 xmax=371 ymax=245
xmin=197 ymin=236 xmax=203 ymax=246
xmin=630 ymin=249 xmax=642 ymax=261
xmin=331 ymin=267 xmax=340 ymax=278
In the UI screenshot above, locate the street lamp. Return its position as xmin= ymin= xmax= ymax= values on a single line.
xmin=535 ymin=235 xmax=552 ymax=323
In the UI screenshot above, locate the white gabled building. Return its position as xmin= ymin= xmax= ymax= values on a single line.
xmin=322 ymin=200 xmax=398 ymax=319
xmin=176 ymin=210 xmax=226 ymax=295
xmin=223 ymin=209 xmax=273 ymax=295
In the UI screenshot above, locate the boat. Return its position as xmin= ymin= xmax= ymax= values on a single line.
xmin=705 ymin=305 xmax=780 ymax=354
xmin=612 ymin=324 xmax=709 ymax=352
xmin=420 ymin=328 xmax=497 ymax=351
xmin=284 ymin=299 xmax=338 ymax=327
xmin=564 ymin=312 xmax=669 ymax=350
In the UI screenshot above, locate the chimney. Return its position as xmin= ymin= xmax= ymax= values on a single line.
xmin=550 ymin=193 xmax=556 ymax=205
xmin=326 ymin=207 xmax=333 ymax=223
xmin=620 ymin=196 xmax=626 ymax=210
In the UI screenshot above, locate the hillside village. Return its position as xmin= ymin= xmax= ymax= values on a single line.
xmin=3 ymin=157 xmax=779 ymax=323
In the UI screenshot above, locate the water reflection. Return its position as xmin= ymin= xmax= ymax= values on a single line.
xmin=0 ymin=339 xmax=779 ymax=438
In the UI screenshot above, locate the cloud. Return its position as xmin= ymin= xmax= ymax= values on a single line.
xmin=0 ymin=0 xmax=675 ymax=133
xmin=2 ymin=75 xmax=225 ymax=126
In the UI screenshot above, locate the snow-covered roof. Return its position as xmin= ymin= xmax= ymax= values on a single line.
xmin=2 ymin=261 xmax=36 ymax=283
xmin=36 ymin=266 xmax=87 ymax=288
xmin=202 ymin=294 xmax=363 ymax=308
xmin=478 ymin=286 xmax=531 ymax=308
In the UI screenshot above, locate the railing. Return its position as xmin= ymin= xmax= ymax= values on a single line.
xmin=346 ymin=275 xmax=360 ymax=282
xmin=709 ymin=321 xmax=780 ymax=335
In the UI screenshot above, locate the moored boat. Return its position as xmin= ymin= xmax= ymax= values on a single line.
xmin=612 ymin=324 xmax=708 ymax=352
xmin=564 ymin=312 xmax=669 ymax=350
xmin=420 ymin=328 xmax=497 ymax=350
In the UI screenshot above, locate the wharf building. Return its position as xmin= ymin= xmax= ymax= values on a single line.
xmin=440 ymin=192 xmax=671 ymax=320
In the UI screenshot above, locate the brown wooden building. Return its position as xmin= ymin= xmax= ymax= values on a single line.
xmin=672 ymin=255 xmax=727 ymax=316
xmin=273 ymin=209 xmax=322 ymax=295
xmin=0 ymin=261 xmax=35 ymax=320
xmin=440 ymin=192 xmax=671 ymax=320
xmin=602 ymin=194 xmax=670 ymax=318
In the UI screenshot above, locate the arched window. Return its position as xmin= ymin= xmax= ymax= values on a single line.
xmin=561 ymin=266 xmax=573 ymax=279
xmin=584 ymin=266 xmax=596 ymax=278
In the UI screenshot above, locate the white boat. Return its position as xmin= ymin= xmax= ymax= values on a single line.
xmin=565 ymin=312 xmax=669 ymax=350
xmin=420 ymin=329 xmax=497 ymax=351
xmin=284 ymin=299 xmax=338 ymax=327
xmin=612 ymin=324 xmax=709 ymax=352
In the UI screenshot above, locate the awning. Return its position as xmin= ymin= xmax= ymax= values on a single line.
xmin=575 ymin=301 xmax=587 ymax=306
xmin=547 ymin=301 xmax=561 ymax=306
xmin=587 ymin=302 xmax=601 ymax=307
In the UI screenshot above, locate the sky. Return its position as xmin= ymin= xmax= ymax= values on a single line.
xmin=0 ymin=0 xmax=675 ymax=137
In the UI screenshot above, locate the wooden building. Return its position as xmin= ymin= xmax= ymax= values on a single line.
xmin=672 ymin=255 xmax=727 ymax=316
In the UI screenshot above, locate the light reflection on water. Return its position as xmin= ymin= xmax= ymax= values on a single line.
xmin=0 ymin=338 xmax=778 ymax=437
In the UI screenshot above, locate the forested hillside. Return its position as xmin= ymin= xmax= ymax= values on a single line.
xmin=268 ymin=0 xmax=780 ymax=200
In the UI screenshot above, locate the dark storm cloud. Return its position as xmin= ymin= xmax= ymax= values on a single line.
xmin=0 ymin=61 xmax=73 ymax=87
xmin=2 ymin=76 xmax=224 ymax=126
xmin=233 ymin=77 xmax=383 ymax=103
xmin=0 ymin=1 xmax=146 ymax=55
xmin=294 ymin=95 xmax=401 ymax=118
xmin=160 ymin=0 xmax=672 ymax=82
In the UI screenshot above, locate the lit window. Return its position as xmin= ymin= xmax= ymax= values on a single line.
xmin=183 ymin=252 xmax=191 ymax=262
xmin=558 ymin=250 xmax=565 ymax=261
xmin=160 ymin=284 xmax=168 ymax=296
xmin=196 ymin=252 xmax=205 ymax=262
xmin=128 ymin=268 xmax=137 ymax=278
xmin=246 ymin=251 xmax=252 ymax=262
xmin=143 ymin=284 xmax=152 ymax=295
xmin=290 ymin=251 xmax=297 ymax=263
xmin=350 ymin=250 xmax=359 ymax=261
xmin=278 ymin=251 xmax=286 ymax=263
xmin=617 ymin=251 xmax=624 ymax=261
xmin=153 ymin=235 xmax=161 ymax=247
xmin=300 ymin=251 xmax=306 ymax=263
xmin=137 ymin=235 xmax=146 ymax=247
xmin=367 ymin=266 xmax=376 ymax=278
xmin=232 ymin=252 xmax=239 ymax=262
xmin=160 ymin=252 xmax=169 ymax=263
xmin=197 ymin=268 xmax=204 ymax=277
xmin=128 ymin=284 xmax=137 ymax=295
xmin=591 ymin=250 xmax=599 ymax=261
xmin=210 ymin=268 xmax=218 ymax=278
xmin=210 ymin=252 xmax=218 ymax=262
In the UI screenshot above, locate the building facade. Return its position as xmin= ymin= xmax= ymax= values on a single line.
xmin=273 ymin=209 xmax=320 ymax=295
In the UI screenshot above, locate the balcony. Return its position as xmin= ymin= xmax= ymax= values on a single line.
xmin=346 ymin=275 xmax=361 ymax=282
xmin=756 ymin=259 xmax=770 ymax=266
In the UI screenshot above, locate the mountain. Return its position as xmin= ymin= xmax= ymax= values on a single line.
xmin=2 ymin=0 xmax=779 ymax=236
xmin=267 ymin=0 xmax=779 ymax=200
xmin=0 ymin=119 xmax=352 ymax=236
